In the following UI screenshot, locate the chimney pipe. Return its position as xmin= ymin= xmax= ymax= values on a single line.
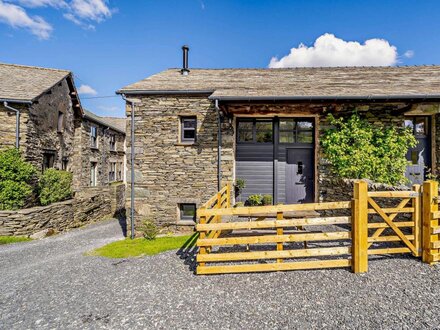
xmin=181 ymin=45 xmax=190 ymax=75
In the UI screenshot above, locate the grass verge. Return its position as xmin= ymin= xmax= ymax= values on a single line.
xmin=87 ymin=235 xmax=194 ymax=258
xmin=0 ymin=236 xmax=32 ymax=245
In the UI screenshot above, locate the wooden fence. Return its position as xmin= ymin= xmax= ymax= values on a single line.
xmin=195 ymin=180 xmax=437 ymax=275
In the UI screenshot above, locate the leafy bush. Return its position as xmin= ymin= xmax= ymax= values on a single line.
xmin=262 ymin=194 xmax=273 ymax=206
xmin=38 ymin=169 xmax=73 ymax=206
xmin=138 ymin=219 xmax=160 ymax=240
xmin=321 ymin=113 xmax=417 ymax=185
xmin=247 ymin=194 xmax=263 ymax=206
xmin=234 ymin=202 xmax=244 ymax=208
xmin=0 ymin=149 xmax=36 ymax=210
xmin=234 ymin=178 xmax=246 ymax=198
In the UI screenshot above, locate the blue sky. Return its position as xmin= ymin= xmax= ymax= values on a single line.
xmin=1 ymin=0 xmax=440 ymax=117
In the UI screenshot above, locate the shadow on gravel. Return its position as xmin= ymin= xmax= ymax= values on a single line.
xmin=176 ymin=233 xmax=199 ymax=273
xmin=114 ymin=208 xmax=127 ymax=237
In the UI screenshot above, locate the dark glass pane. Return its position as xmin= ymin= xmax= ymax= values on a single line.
xmin=297 ymin=121 xmax=313 ymax=130
xmin=404 ymin=119 xmax=414 ymax=131
xmin=238 ymin=130 xmax=253 ymax=142
xmin=181 ymin=204 xmax=196 ymax=217
xmin=183 ymin=130 xmax=195 ymax=139
xmin=256 ymin=121 xmax=272 ymax=131
xmin=183 ymin=118 xmax=196 ymax=129
xmin=415 ymin=117 xmax=427 ymax=135
xmin=238 ymin=121 xmax=253 ymax=131
xmin=297 ymin=131 xmax=313 ymax=143
xmin=279 ymin=131 xmax=294 ymax=143
xmin=280 ymin=119 xmax=295 ymax=130
xmin=256 ymin=130 xmax=273 ymax=143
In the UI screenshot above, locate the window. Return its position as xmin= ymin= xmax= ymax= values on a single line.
xmin=57 ymin=112 xmax=64 ymax=133
xmin=109 ymin=162 xmax=116 ymax=182
xmin=62 ymin=157 xmax=68 ymax=171
xmin=279 ymin=118 xmax=314 ymax=144
xmin=180 ymin=117 xmax=197 ymax=143
xmin=117 ymin=162 xmax=123 ymax=181
xmin=90 ymin=162 xmax=97 ymax=186
xmin=42 ymin=151 xmax=55 ymax=172
xmin=90 ymin=126 xmax=98 ymax=148
xmin=405 ymin=117 xmax=429 ymax=137
xmin=237 ymin=119 xmax=273 ymax=143
xmin=179 ymin=203 xmax=196 ymax=222
xmin=109 ymin=135 xmax=116 ymax=151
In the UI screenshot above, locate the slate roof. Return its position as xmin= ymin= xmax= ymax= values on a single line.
xmin=0 ymin=63 xmax=71 ymax=102
xmin=117 ymin=66 xmax=440 ymax=100
xmin=84 ymin=109 xmax=125 ymax=134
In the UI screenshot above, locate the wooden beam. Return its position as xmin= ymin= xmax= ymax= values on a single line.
xmin=196 ymin=259 xmax=351 ymax=275
xmin=367 ymin=247 xmax=411 ymax=255
xmin=197 ymin=246 xmax=351 ymax=262
xmin=197 ymin=231 xmax=351 ymax=247
xmin=196 ymin=216 xmax=351 ymax=231
xmin=367 ymin=191 xmax=420 ymax=198
xmin=367 ymin=221 xmax=414 ymax=229
xmin=197 ymin=201 xmax=351 ymax=217
xmin=352 ymin=181 xmax=368 ymax=273
xmin=368 ymin=207 xmax=413 ymax=214
xmin=367 ymin=235 xmax=415 ymax=242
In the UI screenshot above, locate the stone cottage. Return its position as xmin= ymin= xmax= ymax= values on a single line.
xmin=0 ymin=63 xmax=83 ymax=171
xmin=118 ymin=53 xmax=440 ymax=228
xmin=72 ymin=109 xmax=126 ymax=189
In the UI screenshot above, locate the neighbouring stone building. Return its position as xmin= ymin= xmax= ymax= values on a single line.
xmin=0 ymin=63 xmax=83 ymax=171
xmin=118 ymin=61 xmax=440 ymax=228
xmin=72 ymin=109 xmax=126 ymax=189
xmin=0 ymin=63 xmax=127 ymax=236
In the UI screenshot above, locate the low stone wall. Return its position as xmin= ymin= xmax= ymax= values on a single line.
xmin=0 ymin=183 xmax=126 ymax=237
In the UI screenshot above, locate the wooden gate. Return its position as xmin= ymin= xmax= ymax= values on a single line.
xmin=195 ymin=181 xmax=437 ymax=275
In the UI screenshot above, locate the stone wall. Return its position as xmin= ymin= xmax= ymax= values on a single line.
xmin=0 ymin=183 xmax=126 ymax=237
xmin=0 ymin=103 xmax=29 ymax=150
xmin=126 ymin=95 xmax=234 ymax=226
xmin=25 ymin=79 xmax=77 ymax=171
xmin=72 ymin=117 xmax=125 ymax=189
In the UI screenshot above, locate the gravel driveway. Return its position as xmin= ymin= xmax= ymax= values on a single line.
xmin=1 ymin=219 xmax=439 ymax=329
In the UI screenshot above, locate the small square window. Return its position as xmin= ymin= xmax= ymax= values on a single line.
xmin=179 ymin=203 xmax=196 ymax=222
xmin=180 ymin=117 xmax=197 ymax=143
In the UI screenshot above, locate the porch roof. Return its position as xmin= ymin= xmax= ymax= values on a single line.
xmin=117 ymin=66 xmax=440 ymax=100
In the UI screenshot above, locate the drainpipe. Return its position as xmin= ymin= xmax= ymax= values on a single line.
xmin=3 ymin=102 xmax=20 ymax=149
xmin=215 ymin=99 xmax=222 ymax=191
xmin=122 ymin=95 xmax=136 ymax=239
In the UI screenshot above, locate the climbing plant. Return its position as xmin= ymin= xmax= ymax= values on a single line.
xmin=321 ymin=113 xmax=417 ymax=185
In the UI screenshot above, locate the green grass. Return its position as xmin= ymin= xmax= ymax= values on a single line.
xmin=87 ymin=234 xmax=196 ymax=259
xmin=0 ymin=236 xmax=32 ymax=245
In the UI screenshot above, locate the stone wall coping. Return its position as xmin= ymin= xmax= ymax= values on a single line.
xmin=0 ymin=199 xmax=73 ymax=215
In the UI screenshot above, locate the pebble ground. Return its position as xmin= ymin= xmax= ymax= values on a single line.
xmin=1 ymin=219 xmax=439 ymax=329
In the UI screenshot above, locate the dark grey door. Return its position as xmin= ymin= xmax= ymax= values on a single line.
xmin=286 ymin=148 xmax=314 ymax=204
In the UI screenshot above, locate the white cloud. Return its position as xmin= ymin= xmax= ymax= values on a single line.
xmin=269 ymin=33 xmax=398 ymax=68
xmin=63 ymin=12 xmax=94 ymax=29
xmin=404 ymin=50 xmax=414 ymax=58
xmin=70 ymin=0 xmax=113 ymax=22
xmin=12 ymin=0 xmax=67 ymax=8
xmin=78 ymin=84 xmax=97 ymax=95
xmin=0 ymin=1 xmax=52 ymax=39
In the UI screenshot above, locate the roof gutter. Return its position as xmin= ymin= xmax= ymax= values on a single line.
xmin=116 ymin=89 xmax=214 ymax=95
xmin=0 ymin=98 xmax=32 ymax=105
xmin=2 ymin=102 xmax=21 ymax=148
xmin=208 ymin=94 xmax=440 ymax=102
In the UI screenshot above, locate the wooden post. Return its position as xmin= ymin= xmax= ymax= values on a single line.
xmin=227 ymin=182 xmax=232 ymax=208
xmin=422 ymin=180 xmax=438 ymax=263
xmin=412 ymin=184 xmax=422 ymax=257
xmin=198 ymin=206 xmax=207 ymax=269
xmin=276 ymin=211 xmax=283 ymax=263
xmin=352 ymin=181 xmax=368 ymax=273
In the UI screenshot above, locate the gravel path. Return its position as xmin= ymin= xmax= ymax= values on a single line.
xmin=1 ymin=219 xmax=439 ymax=329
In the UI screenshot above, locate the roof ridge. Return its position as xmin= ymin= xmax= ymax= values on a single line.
xmin=166 ymin=65 xmax=440 ymax=70
xmin=0 ymin=62 xmax=71 ymax=73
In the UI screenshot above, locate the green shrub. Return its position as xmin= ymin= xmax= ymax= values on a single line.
xmin=321 ymin=113 xmax=417 ymax=185
xmin=0 ymin=148 xmax=36 ymax=210
xmin=38 ymin=169 xmax=73 ymax=206
xmin=234 ymin=178 xmax=246 ymax=198
xmin=247 ymin=194 xmax=263 ymax=206
xmin=234 ymin=202 xmax=244 ymax=208
xmin=262 ymin=194 xmax=273 ymax=206
xmin=138 ymin=219 xmax=160 ymax=240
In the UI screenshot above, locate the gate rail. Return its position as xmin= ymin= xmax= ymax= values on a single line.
xmin=196 ymin=181 xmax=437 ymax=275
